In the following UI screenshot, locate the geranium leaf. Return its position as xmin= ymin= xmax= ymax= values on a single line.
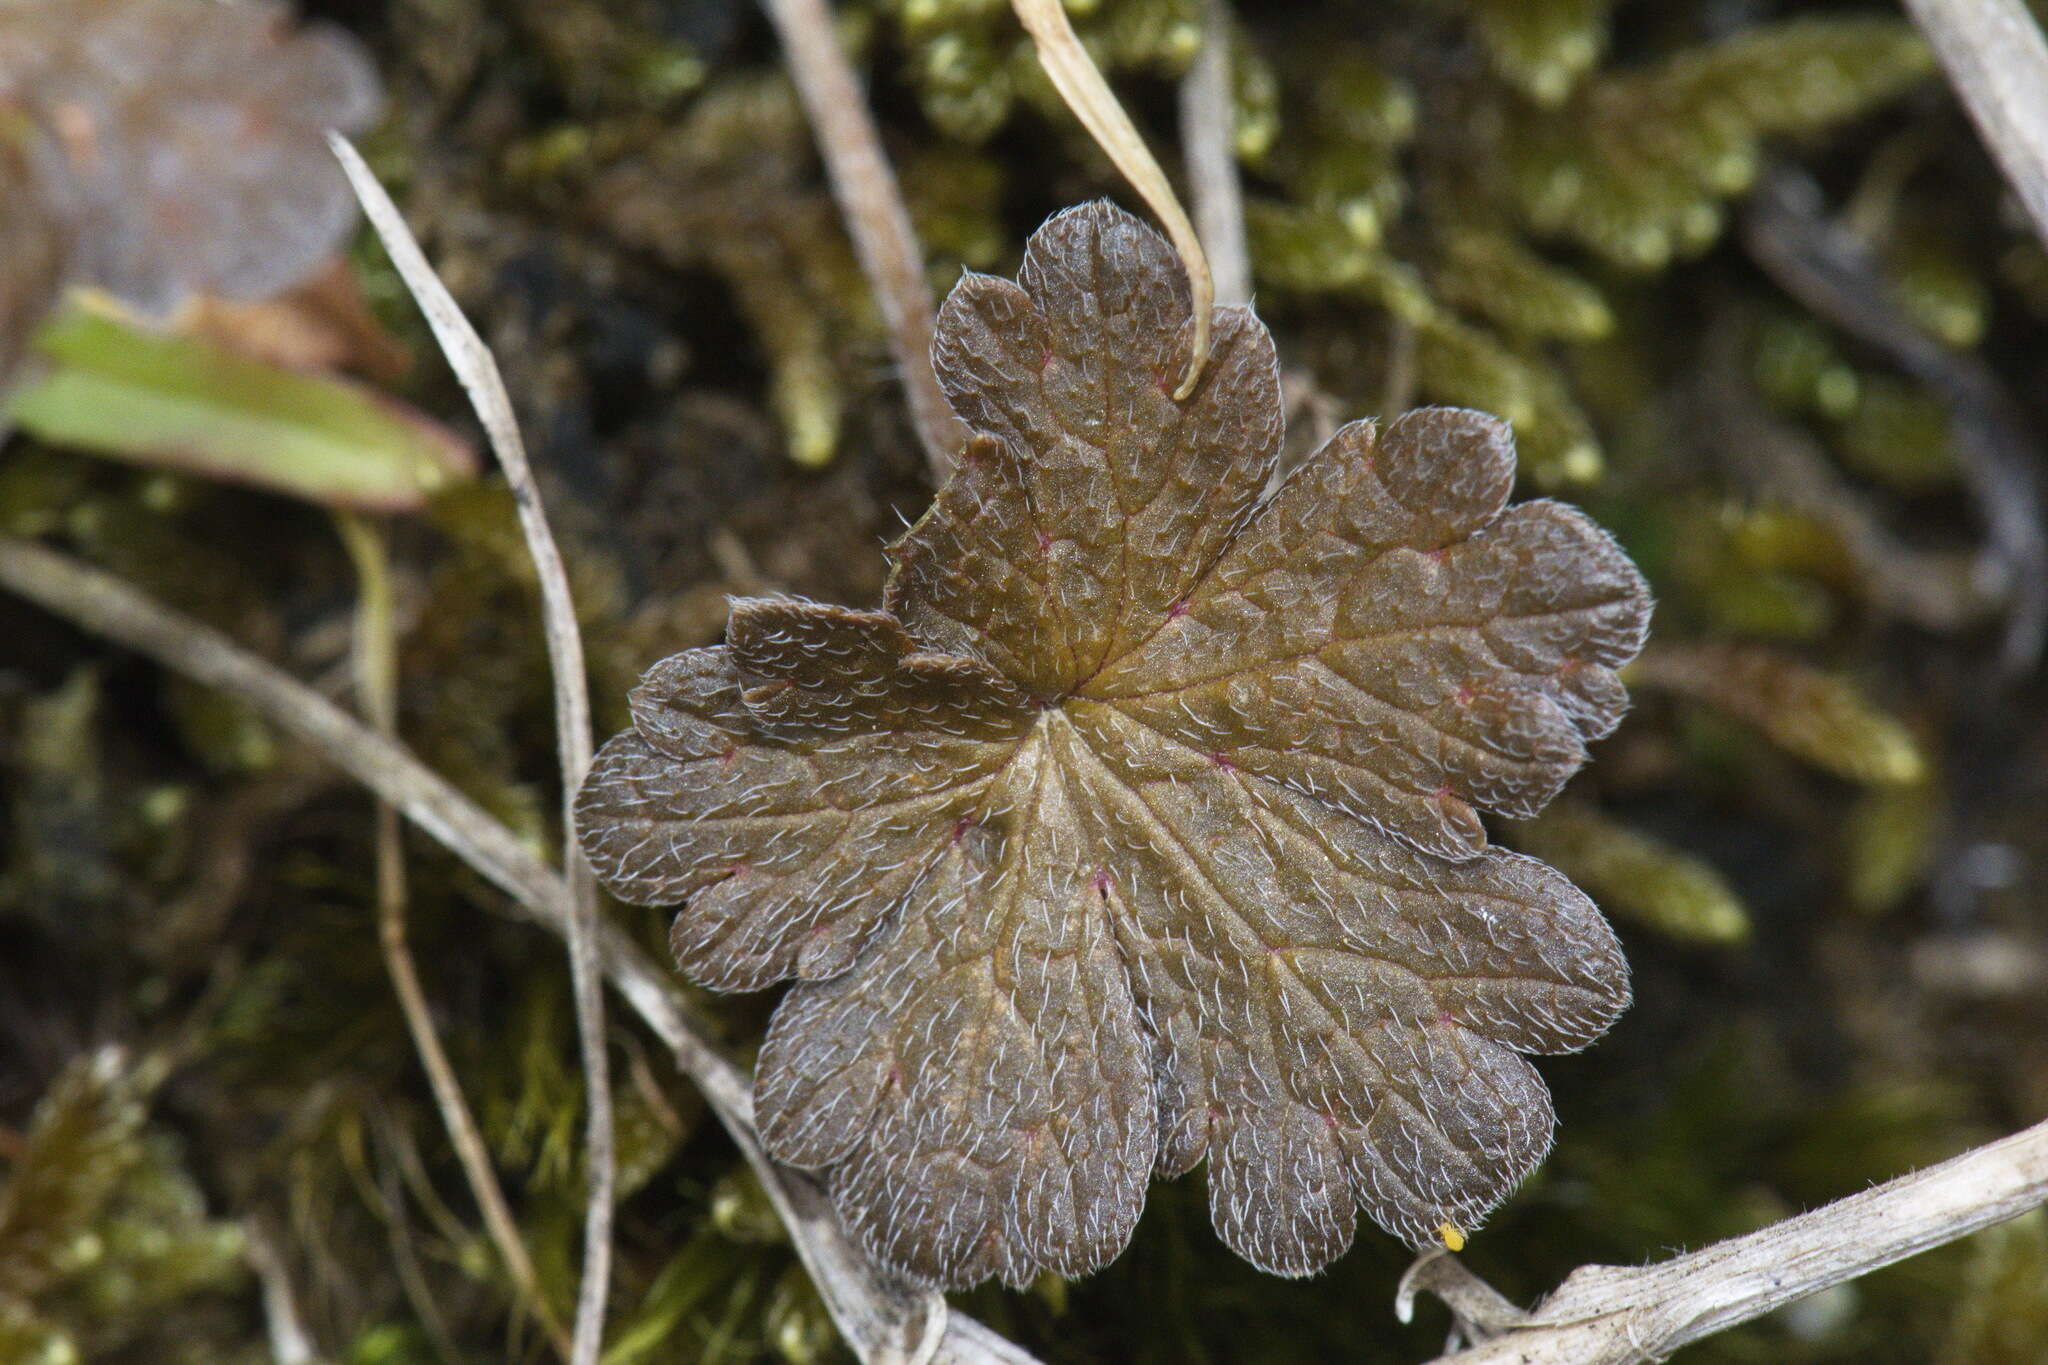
xmin=1089 ymin=407 xmax=1648 ymax=860
xmin=890 ymin=207 xmax=1281 ymax=691
xmin=577 ymin=201 xmax=1652 ymax=1288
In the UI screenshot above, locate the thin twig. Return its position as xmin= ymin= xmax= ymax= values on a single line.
xmin=1381 ymin=317 xmax=1418 ymax=419
xmin=757 ymin=0 xmax=968 ymax=483
xmin=244 ymin=1216 xmax=324 ymax=1365
xmin=329 ymin=135 xmax=617 ymax=1365
xmin=1413 ymin=1116 xmax=2048 ymax=1364
xmin=0 ymin=535 xmax=1031 ymax=1365
xmin=1013 ymin=0 xmax=1215 ymax=397
xmin=1396 ymin=1249 xmax=1531 ymax=1355
xmin=336 ymin=513 xmax=571 ymax=1361
xmin=1898 ymin=0 xmax=2048 ymax=250
xmin=374 ymin=846 xmax=577 ymax=1357
xmin=1178 ymin=0 xmax=1249 ymax=307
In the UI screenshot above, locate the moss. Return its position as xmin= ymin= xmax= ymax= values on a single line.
xmin=1506 ymin=804 xmax=1751 ymax=944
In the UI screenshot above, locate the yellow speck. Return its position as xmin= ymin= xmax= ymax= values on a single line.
xmin=1438 ymin=1221 xmax=1466 ymax=1252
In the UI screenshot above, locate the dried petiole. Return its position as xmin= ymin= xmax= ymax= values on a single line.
xmin=1011 ymin=0 xmax=1215 ymax=397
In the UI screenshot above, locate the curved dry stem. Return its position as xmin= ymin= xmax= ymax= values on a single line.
xmin=1178 ymin=0 xmax=1249 ymax=307
xmin=1012 ymin=0 xmax=1214 ymax=396
xmin=759 ymin=0 xmax=969 ymax=482
xmin=1900 ymin=0 xmax=2048 ymax=251
xmin=1413 ymin=1115 xmax=2048 ymax=1364
xmin=244 ymin=1217 xmax=324 ymax=1365
xmin=329 ymin=134 xmax=616 ymax=1365
xmin=336 ymin=513 xmax=571 ymax=1360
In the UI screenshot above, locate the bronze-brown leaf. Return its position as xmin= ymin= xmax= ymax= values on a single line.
xmin=577 ymin=202 xmax=1651 ymax=1288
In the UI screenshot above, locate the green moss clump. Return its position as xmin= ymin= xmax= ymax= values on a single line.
xmin=1507 ymin=804 xmax=1751 ymax=944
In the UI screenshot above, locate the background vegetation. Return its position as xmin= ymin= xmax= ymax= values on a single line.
xmin=3 ymin=0 xmax=2046 ymax=1361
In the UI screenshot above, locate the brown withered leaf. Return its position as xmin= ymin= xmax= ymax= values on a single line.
xmin=577 ymin=202 xmax=1651 ymax=1287
xmin=0 ymin=0 xmax=381 ymax=314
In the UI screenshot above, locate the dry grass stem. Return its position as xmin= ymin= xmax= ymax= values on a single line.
xmin=1178 ymin=0 xmax=1249 ymax=307
xmin=336 ymin=512 xmax=571 ymax=1360
xmin=758 ymin=0 xmax=968 ymax=482
xmin=1899 ymin=0 xmax=2048 ymax=249
xmin=244 ymin=1217 xmax=323 ymax=1365
xmin=1013 ymin=0 xmax=1214 ymax=396
xmin=329 ymin=134 xmax=616 ymax=1365
xmin=0 ymin=534 xmax=1035 ymax=1365
xmin=1413 ymin=1115 xmax=2048 ymax=1364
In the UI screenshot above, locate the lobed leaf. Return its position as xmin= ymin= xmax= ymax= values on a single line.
xmin=578 ymin=201 xmax=1652 ymax=1287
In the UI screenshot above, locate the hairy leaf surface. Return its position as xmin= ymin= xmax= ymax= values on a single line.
xmin=578 ymin=202 xmax=1652 ymax=1287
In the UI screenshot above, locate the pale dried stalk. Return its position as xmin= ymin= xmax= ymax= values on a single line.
xmin=0 ymin=535 xmax=1033 ymax=1365
xmin=370 ymin=788 xmax=574 ymax=1359
xmin=1178 ymin=0 xmax=1249 ymax=307
xmin=244 ymin=1217 xmax=323 ymax=1365
xmin=758 ymin=0 xmax=968 ymax=482
xmin=335 ymin=513 xmax=571 ymax=1360
xmin=1414 ymin=1115 xmax=2048 ymax=1364
xmin=328 ymin=134 xmax=616 ymax=1365
xmin=1013 ymin=0 xmax=1215 ymax=396
xmin=1396 ymin=1251 xmax=1529 ymax=1343
xmin=1899 ymin=0 xmax=2048 ymax=250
